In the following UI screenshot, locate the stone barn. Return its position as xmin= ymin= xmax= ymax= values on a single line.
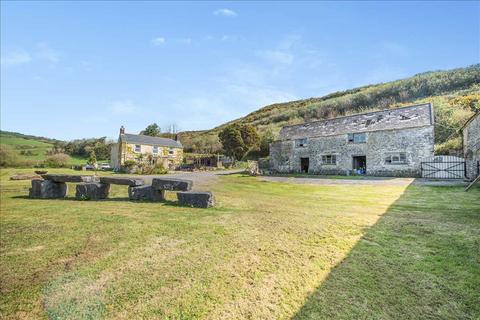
xmin=460 ymin=111 xmax=480 ymax=180
xmin=270 ymin=103 xmax=434 ymax=177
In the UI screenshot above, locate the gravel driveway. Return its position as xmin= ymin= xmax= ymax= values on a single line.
xmin=137 ymin=169 xmax=244 ymax=188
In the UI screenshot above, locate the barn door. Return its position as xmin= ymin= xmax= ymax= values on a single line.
xmin=421 ymin=156 xmax=465 ymax=179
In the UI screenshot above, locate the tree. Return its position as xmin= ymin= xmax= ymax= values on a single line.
xmin=87 ymin=150 xmax=97 ymax=165
xmin=259 ymin=128 xmax=275 ymax=156
xmin=141 ymin=123 xmax=161 ymax=137
xmin=218 ymin=125 xmax=246 ymax=160
xmin=240 ymin=124 xmax=260 ymax=150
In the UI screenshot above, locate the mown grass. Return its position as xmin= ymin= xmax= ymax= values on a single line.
xmin=0 ymin=168 xmax=479 ymax=319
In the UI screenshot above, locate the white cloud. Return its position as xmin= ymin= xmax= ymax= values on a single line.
xmin=256 ymin=50 xmax=294 ymax=65
xmin=36 ymin=42 xmax=60 ymax=63
xmin=151 ymin=37 xmax=166 ymax=46
xmin=213 ymin=9 xmax=237 ymax=17
xmin=108 ymin=100 xmax=137 ymax=114
xmin=1 ymin=49 xmax=32 ymax=67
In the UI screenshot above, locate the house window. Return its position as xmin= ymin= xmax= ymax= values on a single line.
xmin=348 ymin=133 xmax=366 ymax=143
xmin=295 ymin=138 xmax=308 ymax=147
xmin=169 ymin=149 xmax=175 ymax=155
xmin=322 ymin=155 xmax=337 ymax=165
xmin=385 ymin=152 xmax=407 ymax=164
xmin=135 ymin=144 xmax=141 ymax=152
xmin=153 ymin=146 xmax=159 ymax=154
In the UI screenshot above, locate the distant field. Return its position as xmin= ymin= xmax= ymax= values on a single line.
xmin=0 ymin=168 xmax=478 ymax=319
xmin=0 ymin=133 xmax=88 ymax=166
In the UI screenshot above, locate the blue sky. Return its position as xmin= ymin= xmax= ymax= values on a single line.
xmin=1 ymin=1 xmax=479 ymax=140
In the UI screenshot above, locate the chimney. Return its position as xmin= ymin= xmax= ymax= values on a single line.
xmin=120 ymin=126 xmax=125 ymax=135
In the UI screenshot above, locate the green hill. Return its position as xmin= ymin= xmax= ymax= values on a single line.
xmin=179 ymin=64 xmax=480 ymax=155
xmin=0 ymin=131 xmax=87 ymax=166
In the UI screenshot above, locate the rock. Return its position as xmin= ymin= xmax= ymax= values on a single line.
xmin=128 ymin=185 xmax=165 ymax=201
xmin=152 ymin=178 xmax=193 ymax=191
xmin=41 ymin=174 xmax=98 ymax=183
xmin=75 ymin=183 xmax=110 ymax=200
xmin=29 ymin=179 xmax=68 ymax=199
xmin=177 ymin=191 xmax=214 ymax=208
xmin=10 ymin=174 xmax=41 ymax=180
xmin=99 ymin=176 xmax=144 ymax=186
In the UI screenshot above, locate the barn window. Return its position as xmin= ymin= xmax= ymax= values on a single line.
xmin=322 ymin=155 xmax=337 ymax=165
xmin=153 ymin=146 xmax=159 ymax=154
xmin=348 ymin=133 xmax=366 ymax=143
xmin=295 ymin=138 xmax=308 ymax=147
xmin=385 ymin=152 xmax=407 ymax=164
xmin=135 ymin=145 xmax=141 ymax=152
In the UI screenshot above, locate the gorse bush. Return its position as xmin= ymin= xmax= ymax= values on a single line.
xmin=0 ymin=145 xmax=22 ymax=167
xmin=43 ymin=153 xmax=71 ymax=168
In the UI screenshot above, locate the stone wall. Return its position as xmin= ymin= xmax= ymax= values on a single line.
xmin=270 ymin=126 xmax=434 ymax=177
xmin=462 ymin=113 xmax=480 ymax=180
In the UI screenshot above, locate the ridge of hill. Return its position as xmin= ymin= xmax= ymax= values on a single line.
xmin=178 ymin=64 xmax=480 ymax=155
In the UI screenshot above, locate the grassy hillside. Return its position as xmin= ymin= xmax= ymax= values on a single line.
xmin=179 ymin=64 xmax=480 ymax=155
xmin=0 ymin=131 xmax=87 ymax=166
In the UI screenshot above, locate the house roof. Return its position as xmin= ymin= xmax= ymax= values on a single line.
xmin=279 ymin=103 xmax=434 ymax=140
xmin=459 ymin=111 xmax=479 ymax=133
xmin=120 ymin=133 xmax=183 ymax=148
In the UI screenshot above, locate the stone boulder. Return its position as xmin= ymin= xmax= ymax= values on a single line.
xmin=10 ymin=174 xmax=41 ymax=180
xmin=128 ymin=185 xmax=165 ymax=201
xmin=29 ymin=179 xmax=68 ymax=199
xmin=177 ymin=191 xmax=214 ymax=208
xmin=99 ymin=176 xmax=144 ymax=186
xmin=75 ymin=183 xmax=110 ymax=200
xmin=152 ymin=178 xmax=193 ymax=191
xmin=41 ymin=174 xmax=98 ymax=183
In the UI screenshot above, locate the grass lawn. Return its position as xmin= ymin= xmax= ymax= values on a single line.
xmin=0 ymin=168 xmax=479 ymax=319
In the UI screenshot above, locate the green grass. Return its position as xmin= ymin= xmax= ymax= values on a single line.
xmin=0 ymin=168 xmax=479 ymax=319
xmin=0 ymin=133 xmax=90 ymax=166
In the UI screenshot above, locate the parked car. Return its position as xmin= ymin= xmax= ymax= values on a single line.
xmin=100 ymin=163 xmax=111 ymax=170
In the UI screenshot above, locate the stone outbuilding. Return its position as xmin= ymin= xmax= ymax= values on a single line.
xmin=110 ymin=126 xmax=183 ymax=171
xmin=270 ymin=103 xmax=435 ymax=177
xmin=460 ymin=112 xmax=480 ymax=180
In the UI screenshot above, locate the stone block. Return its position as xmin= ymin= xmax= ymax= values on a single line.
xmin=29 ymin=179 xmax=68 ymax=199
xmin=41 ymin=174 xmax=98 ymax=183
xmin=128 ymin=185 xmax=165 ymax=201
xmin=99 ymin=176 xmax=144 ymax=186
xmin=75 ymin=183 xmax=110 ymax=200
xmin=177 ymin=191 xmax=214 ymax=208
xmin=152 ymin=178 xmax=192 ymax=191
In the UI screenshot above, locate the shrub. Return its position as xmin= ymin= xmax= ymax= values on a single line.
xmin=43 ymin=153 xmax=71 ymax=168
xmin=141 ymin=162 xmax=168 ymax=175
xmin=0 ymin=145 xmax=23 ymax=167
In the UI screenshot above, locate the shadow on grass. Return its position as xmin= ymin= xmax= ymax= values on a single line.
xmin=292 ymin=184 xmax=480 ymax=319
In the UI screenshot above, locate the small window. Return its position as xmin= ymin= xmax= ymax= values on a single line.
xmin=153 ymin=146 xmax=159 ymax=154
xmin=385 ymin=152 xmax=407 ymax=164
xmin=169 ymin=149 xmax=174 ymax=155
xmin=322 ymin=155 xmax=337 ymax=165
xmin=135 ymin=145 xmax=141 ymax=152
xmin=348 ymin=133 xmax=366 ymax=143
xmin=295 ymin=138 xmax=308 ymax=147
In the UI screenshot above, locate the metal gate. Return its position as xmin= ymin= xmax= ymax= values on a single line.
xmin=421 ymin=155 xmax=465 ymax=179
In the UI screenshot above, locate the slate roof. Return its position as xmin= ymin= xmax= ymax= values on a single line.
xmin=120 ymin=133 xmax=183 ymax=148
xmin=279 ymin=103 xmax=434 ymax=140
